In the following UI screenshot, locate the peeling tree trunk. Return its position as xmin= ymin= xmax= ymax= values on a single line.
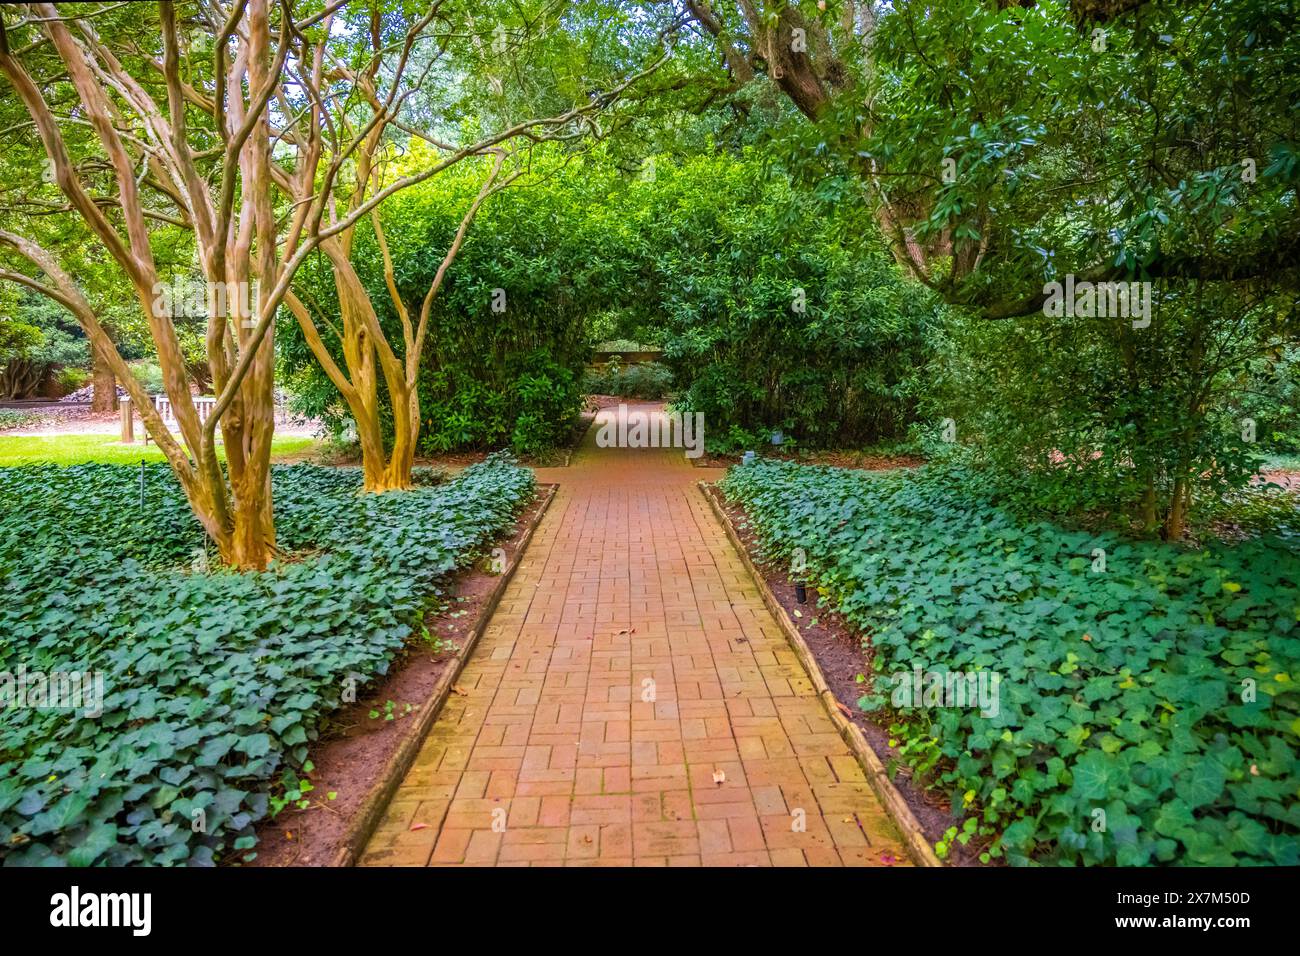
xmin=0 ymin=1 xmax=296 ymax=570
xmin=90 ymin=345 xmax=117 ymax=411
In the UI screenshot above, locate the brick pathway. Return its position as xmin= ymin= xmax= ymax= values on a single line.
xmin=359 ymin=403 xmax=910 ymax=866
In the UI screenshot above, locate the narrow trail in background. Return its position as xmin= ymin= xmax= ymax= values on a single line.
xmin=359 ymin=403 xmax=909 ymax=866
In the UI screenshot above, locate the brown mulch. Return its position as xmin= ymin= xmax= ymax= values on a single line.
xmin=705 ymin=484 xmax=980 ymax=866
xmin=247 ymin=486 xmax=554 ymax=867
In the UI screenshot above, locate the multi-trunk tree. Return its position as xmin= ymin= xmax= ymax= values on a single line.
xmin=0 ymin=0 xmax=329 ymax=568
xmin=0 ymin=0 xmax=673 ymax=562
xmin=278 ymin=5 xmax=671 ymax=490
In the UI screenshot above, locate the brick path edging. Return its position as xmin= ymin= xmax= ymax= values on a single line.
xmin=700 ymin=482 xmax=943 ymax=867
xmin=332 ymin=484 xmax=559 ymax=867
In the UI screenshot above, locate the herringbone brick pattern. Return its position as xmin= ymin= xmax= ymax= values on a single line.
xmin=359 ymin=404 xmax=909 ymax=866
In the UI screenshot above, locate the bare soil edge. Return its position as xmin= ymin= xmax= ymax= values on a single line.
xmin=249 ymin=483 xmax=557 ymax=867
xmin=699 ymin=481 xmax=944 ymax=868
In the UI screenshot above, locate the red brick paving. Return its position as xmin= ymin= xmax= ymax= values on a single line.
xmin=359 ymin=403 xmax=909 ymax=867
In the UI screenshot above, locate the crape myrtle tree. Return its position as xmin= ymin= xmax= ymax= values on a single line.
xmin=278 ymin=0 xmax=677 ymax=490
xmin=284 ymin=145 xmax=627 ymax=458
xmin=0 ymin=0 xmax=352 ymax=569
xmin=675 ymin=0 xmax=1300 ymax=537
xmin=0 ymin=0 xmax=671 ymax=565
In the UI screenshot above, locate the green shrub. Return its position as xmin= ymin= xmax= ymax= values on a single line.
xmin=0 ymin=454 xmax=533 ymax=865
xmin=1234 ymin=346 xmax=1300 ymax=455
xmin=0 ymin=290 xmax=90 ymax=400
xmin=927 ymin=288 xmax=1289 ymax=539
xmin=581 ymin=361 xmax=674 ymax=400
xmin=280 ymin=156 xmax=600 ymax=457
xmin=720 ymin=460 xmax=1300 ymax=866
xmin=506 ymin=354 xmax=584 ymax=456
xmin=411 ymin=352 xmax=582 ymax=457
xmin=698 ymin=422 xmax=781 ymax=456
xmin=279 ymin=148 xmax=939 ymax=455
xmin=54 ymin=368 xmax=89 ymax=395
xmin=127 ymin=360 xmax=165 ymax=396
xmin=637 ymin=153 xmax=943 ymax=448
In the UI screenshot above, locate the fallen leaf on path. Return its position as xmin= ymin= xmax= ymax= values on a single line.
xmin=410 ymin=823 xmax=430 ymax=831
xmin=834 ymin=700 xmax=853 ymax=718
xmin=880 ymin=851 xmax=897 ymax=866
xmin=451 ymin=685 xmax=468 ymax=696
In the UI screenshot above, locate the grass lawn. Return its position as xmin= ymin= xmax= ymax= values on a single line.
xmin=0 ymin=433 xmax=317 ymax=467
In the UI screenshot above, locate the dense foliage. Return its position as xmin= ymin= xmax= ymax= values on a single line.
xmin=280 ymin=152 xmax=609 ymax=456
xmin=721 ymin=460 xmax=1300 ymax=866
xmin=581 ymin=360 xmax=674 ymax=400
xmin=0 ymin=291 xmax=88 ymax=399
xmin=856 ymin=0 xmax=1299 ymax=535
xmin=282 ymin=148 xmax=942 ymax=455
xmin=858 ymin=0 xmax=1300 ymax=309
xmin=658 ymin=0 xmax=1299 ymax=528
xmin=0 ymin=455 xmax=534 ymax=865
xmin=1234 ymin=346 xmax=1300 ymax=455
xmin=926 ymin=296 xmax=1277 ymax=532
xmin=637 ymin=153 xmax=943 ymax=450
